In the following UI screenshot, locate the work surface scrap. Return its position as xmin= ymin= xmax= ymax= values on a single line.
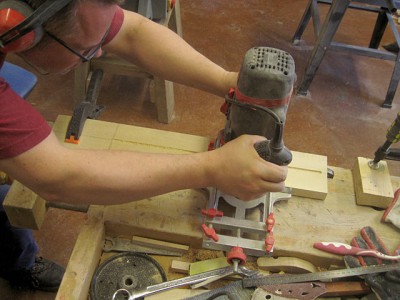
xmin=49 ymin=115 xmax=399 ymax=299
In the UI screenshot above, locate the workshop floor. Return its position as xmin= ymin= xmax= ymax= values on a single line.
xmin=2 ymin=0 xmax=400 ymax=298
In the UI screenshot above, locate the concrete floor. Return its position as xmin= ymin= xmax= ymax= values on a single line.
xmin=2 ymin=0 xmax=400 ymax=298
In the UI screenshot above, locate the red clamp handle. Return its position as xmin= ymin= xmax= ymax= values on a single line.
xmin=201 ymin=208 xmax=224 ymax=218
xmin=266 ymin=213 xmax=275 ymax=232
xmin=201 ymin=224 xmax=219 ymax=242
xmin=265 ymin=232 xmax=275 ymax=253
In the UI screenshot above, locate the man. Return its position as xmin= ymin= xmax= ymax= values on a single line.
xmin=0 ymin=0 xmax=288 ymax=292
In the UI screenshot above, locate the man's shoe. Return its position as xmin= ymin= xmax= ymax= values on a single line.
xmin=6 ymin=257 xmax=65 ymax=292
xmin=383 ymin=41 xmax=400 ymax=53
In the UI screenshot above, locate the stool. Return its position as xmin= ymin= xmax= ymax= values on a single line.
xmin=0 ymin=61 xmax=37 ymax=98
xmin=74 ymin=0 xmax=182 ymax=123
xmin=293 ymin=0 xmax=400 ymax=108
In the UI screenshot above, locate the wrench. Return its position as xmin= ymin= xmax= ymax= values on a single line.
xmin=112 ymin=260 xmax=258 ymax=300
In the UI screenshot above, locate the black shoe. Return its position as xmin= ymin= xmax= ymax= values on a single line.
xmin=383 ymin=41 xmax=400 ymax=53
xmin=6 ymin=257 xmax=65 ymax=292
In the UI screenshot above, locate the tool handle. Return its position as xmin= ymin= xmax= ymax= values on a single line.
xmin=254 ymin=140 xmax=292 ymax=166
xmin=386 ymin=111 xmax=400 ymax=144
xmin=314 ymin=242 xmax=400 ymax=261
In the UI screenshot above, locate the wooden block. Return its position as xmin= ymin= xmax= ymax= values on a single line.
xmin=56 ymin=207 xmax=105 ymax=300
xmin=170 ymin=260 xmax=190 ymax=274
xmin=257 ymin=256 xmax=317 ymax=274
xmin=352 ymin=157 xmax=394 ymax=208
xmin=131 ymin=236 xmax=189 ymax=254
xmin=286 ymin=151 xmax=328 ymax=200
xmin=3 ymin=180 xmax=46 ymax=229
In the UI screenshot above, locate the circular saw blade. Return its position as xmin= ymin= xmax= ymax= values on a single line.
xmin=89 ymin=252 xmax=167 ymax=300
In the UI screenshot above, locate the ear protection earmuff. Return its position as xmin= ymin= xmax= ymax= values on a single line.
xmin=0 ymin=0 xmax=72 ymax=53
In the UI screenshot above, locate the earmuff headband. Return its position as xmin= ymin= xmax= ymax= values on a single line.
xmin=0 ymin=0 xmax=73 ymax=48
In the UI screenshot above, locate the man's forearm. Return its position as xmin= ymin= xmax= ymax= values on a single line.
xmin=105 ymin=10 xmax=238 ymax=97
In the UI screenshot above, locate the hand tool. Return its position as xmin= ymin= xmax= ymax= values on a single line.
xmin=202 ymin=47 xmax=296 ymax=261
xmin=369 ymin=111 xmax=400 ymax=169
xmin=243 ymin=262 xmax=400 ymax=287
xmin=382 ymin=187 xmax=400 ymax=229
xmin=112 ymin=259 xmax=258 ymax=300
xmin=65 ymin=68 xmax=105 ymax=144
xmin=313 ymin=242 xmax=400 ymax=261
xmin=89 ymin=252 xmax=167 ymax=300
xmin=256 ymin=281 xmax=371 ymax=300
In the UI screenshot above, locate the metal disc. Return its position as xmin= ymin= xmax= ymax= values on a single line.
xmin=89 ymin=252 xmax=167 ymax=300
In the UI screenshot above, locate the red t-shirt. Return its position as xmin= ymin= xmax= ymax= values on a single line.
xmin=0 ymin=7 xmax=124 ymax=160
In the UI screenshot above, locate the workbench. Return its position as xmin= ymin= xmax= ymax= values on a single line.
xmin=5 ymin=115 xmax=399 ymax=299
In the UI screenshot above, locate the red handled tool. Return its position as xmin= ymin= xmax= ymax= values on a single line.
xmin=314 ymin=242 xmax=400 ymax=261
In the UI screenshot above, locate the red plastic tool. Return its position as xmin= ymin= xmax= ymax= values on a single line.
xmin=314 ymin=242 xmax=400 ymax=261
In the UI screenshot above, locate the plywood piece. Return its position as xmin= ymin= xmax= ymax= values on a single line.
xmin=130 ymin=236 xmax=189 ymax=253
xmin=257 ymin=256 xmax=317 ymax=274
xmin=56 ymin=206 xmax=105 ymax=300
xmin=286 ymin=151 xmax=328 ymax=200
xmin=103 ymin=189 xmax=207 ymax=248
xmin=189 ymin=257 xmax=229 ymax=276
xmin=3 ymin=180 xmax=46 ymax=229
xmin=274 ymin=166 xmax=399 ymax=268
xmin=352 ymin=157 xmax=394 ymax=208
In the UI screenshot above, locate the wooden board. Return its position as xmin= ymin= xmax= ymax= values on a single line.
xmin=3 ymin=180 xmax=46 ymax=230
xmin=4 ymin=115 xmax=328 ymax=230
xmin=53 ymin=114 xmax=328 ymax=199
xmin=352 ymin=157 xmax=394 ymax=208
xmin=286 ymin=151 xmax=327 ymax=200
xmin=56 ymin=206 xmax=104 ymax=300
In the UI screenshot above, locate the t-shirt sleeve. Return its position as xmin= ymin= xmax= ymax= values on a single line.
xmin=103 ymin=6 xmax=125 ymax=45
xmin=0 ymin=78 xmax=52 ymax=160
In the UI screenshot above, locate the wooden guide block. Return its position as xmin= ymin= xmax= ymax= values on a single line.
xmin=287 ymin=151 xmax=328 ymax=200
xmin=3 ymin=180 xmax=46 ymax=229
xmin=352 ymin=157 xmax=394 ymax=208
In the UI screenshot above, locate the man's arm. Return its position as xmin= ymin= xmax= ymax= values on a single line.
xmin=104 ymin=10 xmax=238 ymax=97
xmin=0 ymin=132 xmax=286 ymax=205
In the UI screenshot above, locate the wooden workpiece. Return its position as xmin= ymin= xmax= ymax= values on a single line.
xmin=352 ymin=157 xmax=394 ymax=208
xmin=2 ymin=115 xmax=399 ymax=299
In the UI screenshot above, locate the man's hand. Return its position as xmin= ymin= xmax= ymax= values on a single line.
xmin=208 ymin=135 xmax=288 ymax=201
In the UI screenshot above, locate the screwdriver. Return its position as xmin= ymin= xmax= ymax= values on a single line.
xmin=369 ymin=112 xmax=400 ymax=169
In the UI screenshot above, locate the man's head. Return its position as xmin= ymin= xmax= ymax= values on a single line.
xmin=0 ymin=0 xmax=123 ymax=74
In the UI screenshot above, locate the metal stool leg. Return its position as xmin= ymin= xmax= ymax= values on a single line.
xmin=296 ymin=0 xmax=350 ymax=96
xmin=369 ymin=9 xmax=388 ymax=49
xmin=292 ymin=0 xmax=313 ymax=44
xmin=383 ymin=52 xmax=400 ymax=108
xmin=382 ymin=9 xmax=400 ymax=108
